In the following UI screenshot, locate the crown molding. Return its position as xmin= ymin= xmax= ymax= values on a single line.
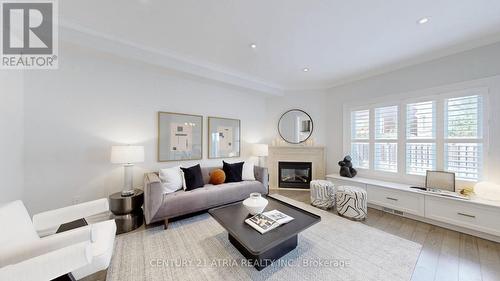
xmin=59 ymin=19 xmax=284 ymax=97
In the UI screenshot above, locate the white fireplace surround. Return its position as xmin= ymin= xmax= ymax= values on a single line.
xmin=267 ymin=146 xmax=326 ymax=189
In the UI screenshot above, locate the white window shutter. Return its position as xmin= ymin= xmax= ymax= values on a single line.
xmin=407 ymin=101 xmax=435 ymax=139
xmin=375 ymin=106 xmax=398 ymax=140
xmin=374 ymin=143 xmax=398 ymax=172
xmin=351 ymin=142 xmax=369 ymax=169
xmin=445 ymin=95 xmax=483 ymax=180
xmin=406 ymin=143 xmax=436 ymax=175
xmin=374 ymin=105 xmax=398 ymax=172
xmin=445 ymin=95 xmax=482 ymax=139
xmin=445 ymin=143 xmax=482 ymax=180
xmin=351 ymin=110 xmax=369 ymax=140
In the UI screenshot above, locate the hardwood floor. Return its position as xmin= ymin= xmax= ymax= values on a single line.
xmin=270 ymin=189 xmax=500 ymax=281
xmin=86 ymin=189 xmax=500 ymax=281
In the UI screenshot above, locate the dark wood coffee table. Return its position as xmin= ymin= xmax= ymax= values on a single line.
xmin=209 ymin=196 xmax=321 ymax=270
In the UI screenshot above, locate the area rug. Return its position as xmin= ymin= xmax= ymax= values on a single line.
xmin=107 ymin=194 xmax=421 ymax=281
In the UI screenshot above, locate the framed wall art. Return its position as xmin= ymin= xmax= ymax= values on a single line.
xmin=158 ymin=112 xmax=203 ymax=161
xmin=208 ymin=117 xmax=241 ymax=159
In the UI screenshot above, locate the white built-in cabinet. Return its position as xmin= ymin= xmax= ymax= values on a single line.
xmin=326 ymin=174 xmax=500 ymax=242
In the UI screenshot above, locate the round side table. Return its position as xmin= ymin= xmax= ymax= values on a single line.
xmin=109 ymin=189 xmax=144 ymax=234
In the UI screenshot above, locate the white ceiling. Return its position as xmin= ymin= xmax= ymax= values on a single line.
xmin=60 ymin=0 xmax=500 ymax=93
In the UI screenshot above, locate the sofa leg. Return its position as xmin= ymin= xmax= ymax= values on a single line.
xmin=164 ymin=219 xmax=169 ymax=230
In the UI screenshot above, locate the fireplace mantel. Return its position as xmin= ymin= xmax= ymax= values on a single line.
xmin=267 ymin=146 xmax=326 ymax=189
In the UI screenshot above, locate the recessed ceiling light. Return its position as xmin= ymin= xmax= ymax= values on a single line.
xmin=418 ymin=17 xmax=430 ymax=24
xmin=250 ymin=43 xmax=257 ymax=49
xmin=302 ymin=67 xmax=310 ymax=72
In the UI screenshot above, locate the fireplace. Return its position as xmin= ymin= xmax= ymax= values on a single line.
xmin=278 ymin=161 xmax=312 ymax=189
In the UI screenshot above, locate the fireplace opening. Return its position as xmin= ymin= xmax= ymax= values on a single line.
xmin=278 ymin=161 xmax=312 ymax=189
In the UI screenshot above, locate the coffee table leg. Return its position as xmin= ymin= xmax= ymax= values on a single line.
xmin=228 ymin=234 xmax=298 ymax=271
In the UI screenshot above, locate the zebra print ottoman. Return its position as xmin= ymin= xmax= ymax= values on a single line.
xmin=336 ymin=186 xmax=367 ymax=220
xmin=310 ymin=180 xmax=336 ymax=209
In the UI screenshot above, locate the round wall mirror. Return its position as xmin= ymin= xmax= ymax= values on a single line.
xmin=278 ymin=109 xmax=314 ymax=144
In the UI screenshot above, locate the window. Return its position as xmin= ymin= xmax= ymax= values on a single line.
xmin=375 ymin=106 xmax=398 ymax=139
xmin=406 ymin=143 xmax=436 ymax=175
xmin=406 ymin=101 xmax=436 ymax=175
xmin=351 ymin=110 xmax=369 ymax=139
xmin=375 ymin=143 xmax=398 ymax=172
xmin=445 ymin=95 xmax=482 ymax=138
xmin=350 ymin=110 xmax=369 ymax=168
xmin=406 ymin=101 xmax=435 ymax=139
xmin=351 ymin=142 xmax=369 ymax=169
xmin=347 ymin=91 xmax=485 ymax=181
xmin=444 ymin=95 xmax=483 ymax=180
xmin=374 ymin=105 xmax=398 ymax=172
xmin=445 ymin=143 xmax=482 ymax=180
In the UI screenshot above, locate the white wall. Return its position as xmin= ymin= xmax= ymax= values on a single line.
xmin=265 ymin=89 xmax=327 ymax=146
xmin=22 ymin=43 xmax=268 ymax=214
xmin=326 ymin=42 xmax=500 ymax=184
xmin=0 ymin=71 xmax=24 ymax=204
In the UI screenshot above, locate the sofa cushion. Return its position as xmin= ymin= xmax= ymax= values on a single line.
xmin=223 ymin=161 xmax=243 ymax=182
xmin=209 ymin=169 xmax=226 ymax=185
xmin=159 ymin=166 xmax=183 ymax=194
xmin=242 ymin=162 xmax=256 ymax=181
xmin=181 ymin=164 xmax=204 ymax=191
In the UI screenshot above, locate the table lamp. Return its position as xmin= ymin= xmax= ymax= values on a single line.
xmin=253 ymin=144 xmax=268 ymax=167
xmin=111 ymin=145 xmax=144 ymax=196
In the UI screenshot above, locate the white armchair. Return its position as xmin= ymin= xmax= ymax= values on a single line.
xmin=0 ymin=199 xmax=116 ymax=281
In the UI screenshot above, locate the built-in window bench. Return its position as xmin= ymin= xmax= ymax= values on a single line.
xmin=326 ymin=174 xmax=500 ymax=243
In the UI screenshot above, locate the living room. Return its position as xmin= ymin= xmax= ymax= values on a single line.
xmin=2 ymin=1 xmax=500 ymax=281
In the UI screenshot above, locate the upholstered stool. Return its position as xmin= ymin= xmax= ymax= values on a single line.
xmin=310 ymin=180 xmax=336 ymax=209
xmin=336 ymin=186 xmax=367 ymax=220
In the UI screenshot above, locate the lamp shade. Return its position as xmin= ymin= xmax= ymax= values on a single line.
xmin=110 ymin=145 xmax=144 ymax=164
xmin=252 ymin=144 xmax=268 ymax=157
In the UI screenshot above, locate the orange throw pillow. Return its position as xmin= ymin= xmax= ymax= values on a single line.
xmin=209 ymin=169 xmax=226 ymax=185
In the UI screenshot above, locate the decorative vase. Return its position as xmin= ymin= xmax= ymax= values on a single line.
xmin=243 ymin=193 xmax=268 ymax=215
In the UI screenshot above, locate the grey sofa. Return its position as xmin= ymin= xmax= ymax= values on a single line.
xmin=144 ymin=165 xmax=268 ymax=227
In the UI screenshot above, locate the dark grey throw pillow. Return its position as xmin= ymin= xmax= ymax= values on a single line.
xmin=181 ymin=164 xmax=204 ymax=191
xmin=223 ymin=161 xmax=244 ymax=183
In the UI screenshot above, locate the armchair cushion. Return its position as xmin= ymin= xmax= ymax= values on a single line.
xmin=0 ymin=201 xmax=39 ymax=249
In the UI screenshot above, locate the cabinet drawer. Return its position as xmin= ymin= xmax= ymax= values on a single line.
xmin=327 ymin=178 xmax=366 ymax=190
xmin=425 ymin=196 xmax=500 ymax=236
xmin=367 ymin=185 xmax=425 ymax=216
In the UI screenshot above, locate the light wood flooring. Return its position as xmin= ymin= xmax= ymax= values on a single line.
xmin=85 ymin=189 xmax=500 ymax=281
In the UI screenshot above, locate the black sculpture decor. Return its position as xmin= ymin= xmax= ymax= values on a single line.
xmin=338 ymin=155 xmax=357 ymax=178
